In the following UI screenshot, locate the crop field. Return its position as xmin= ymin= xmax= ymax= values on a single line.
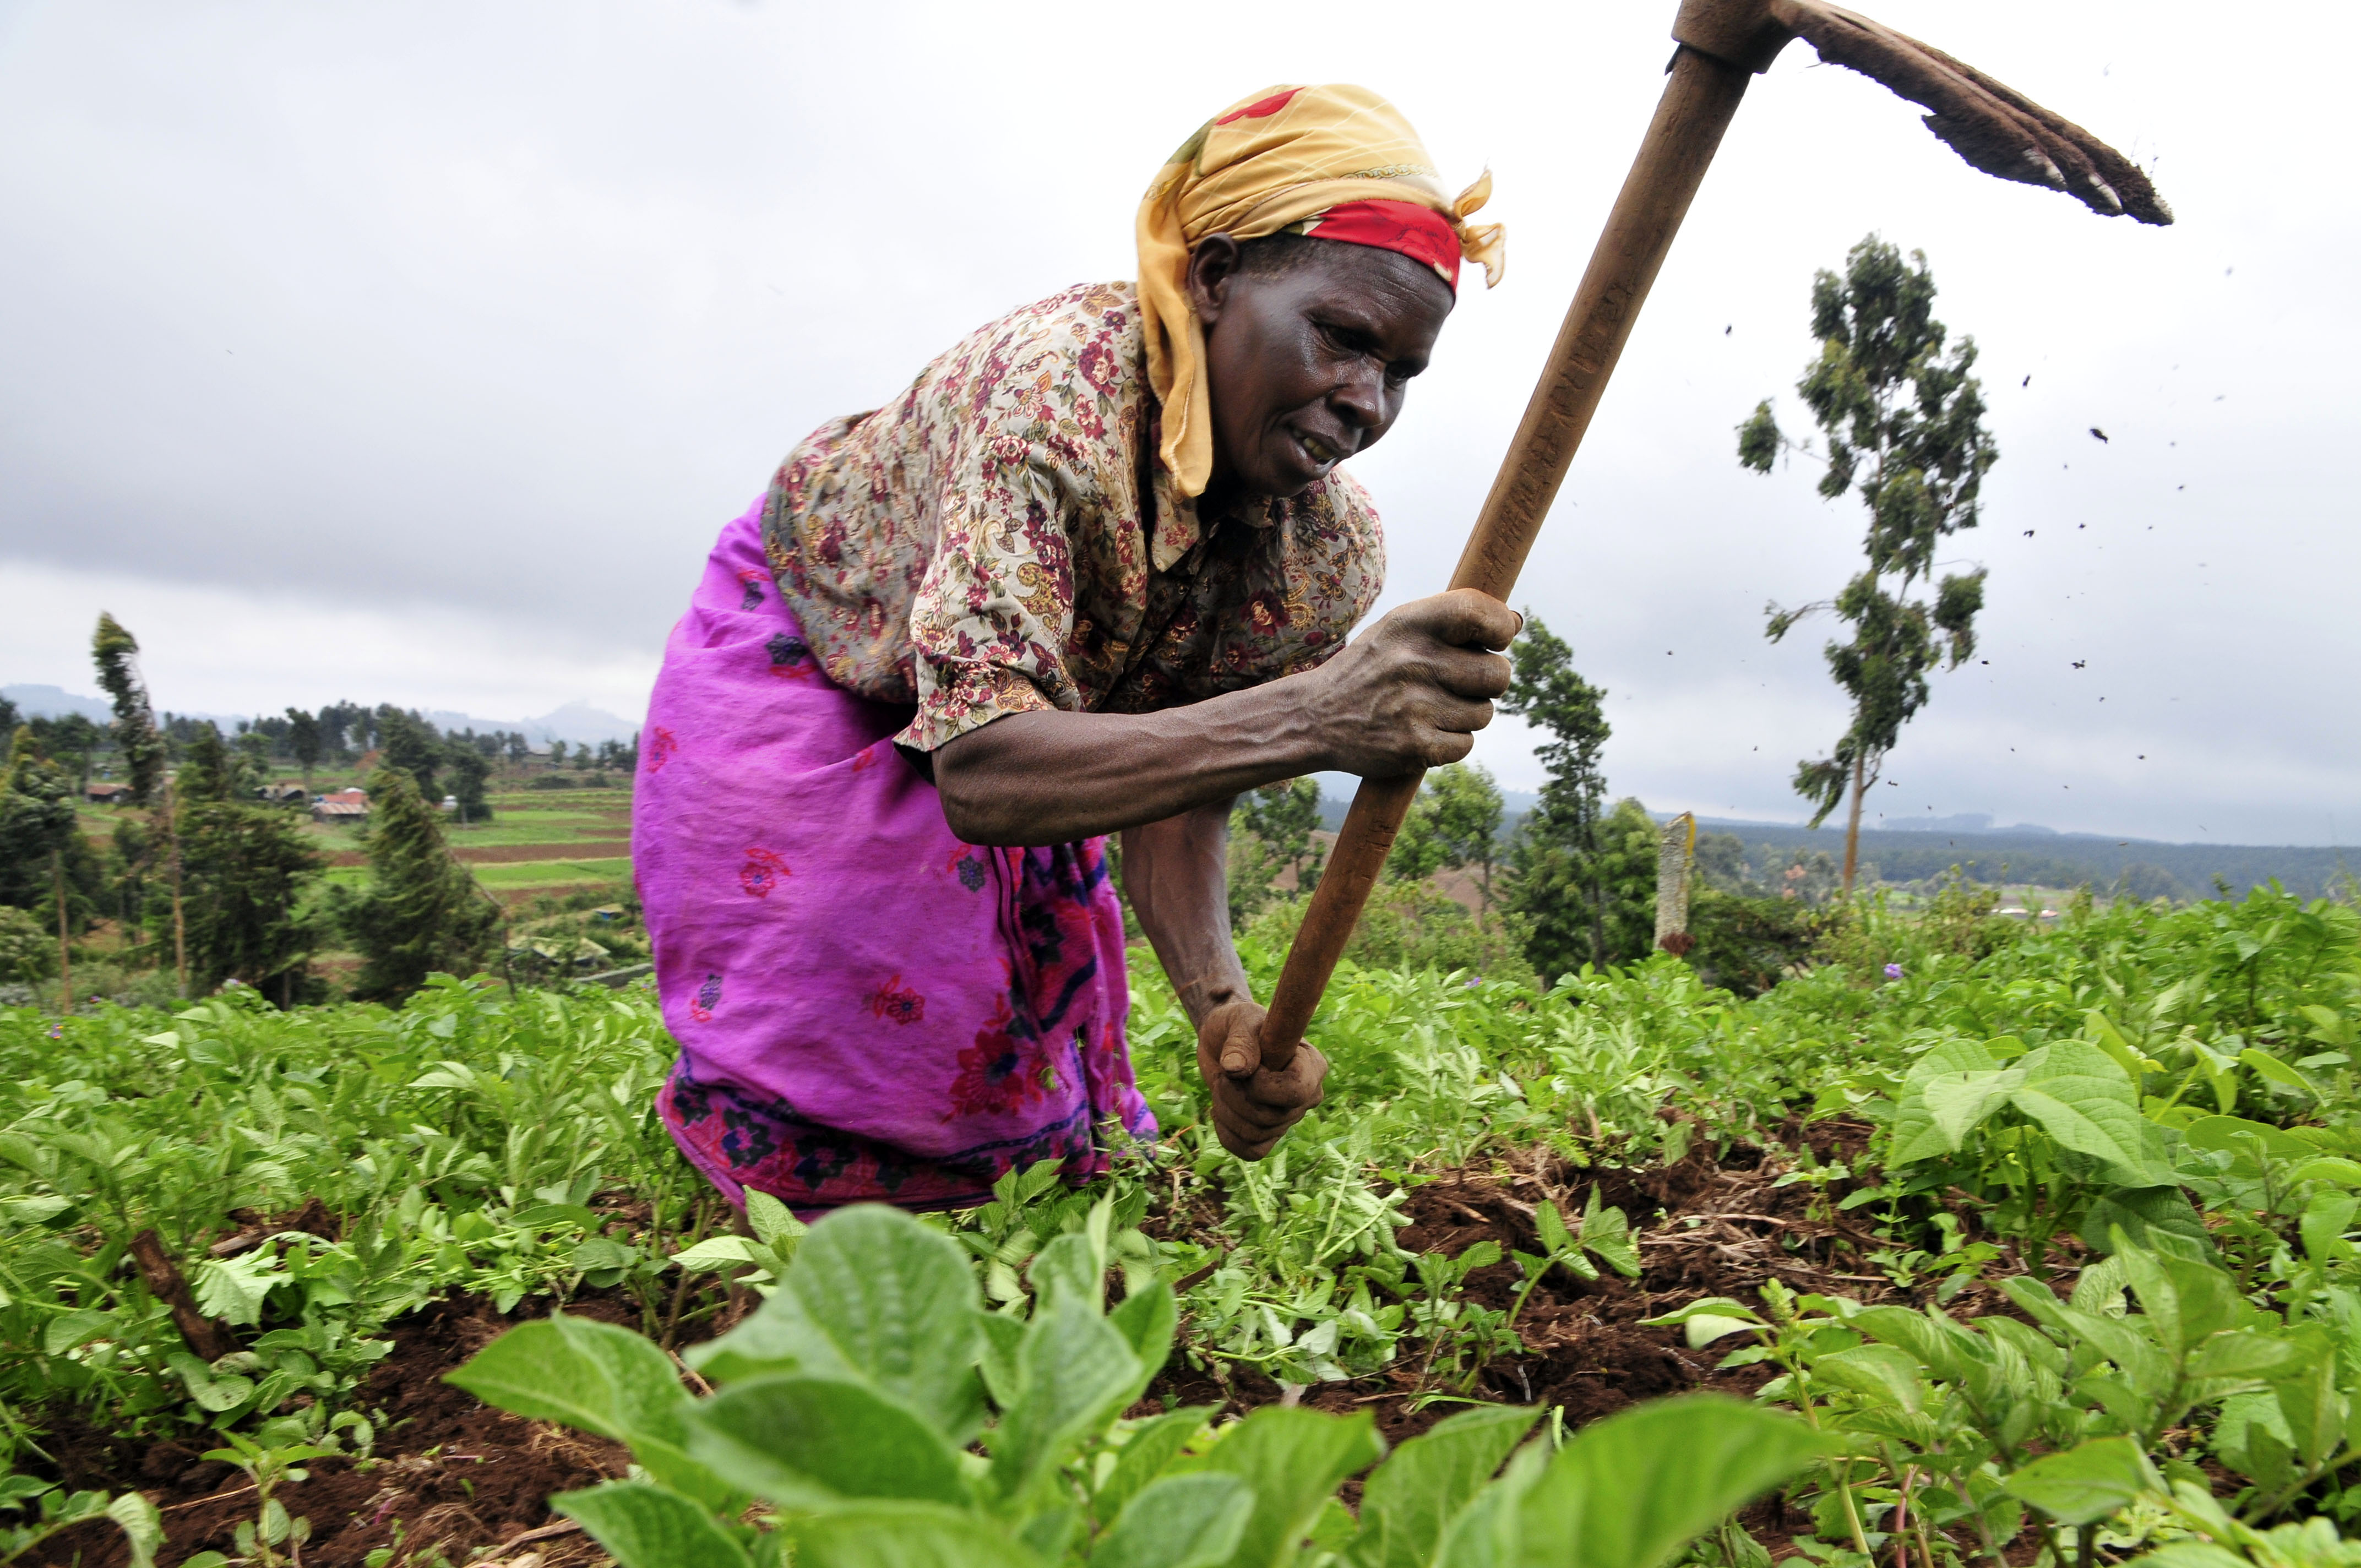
xmin=6 ymin=888 xmax=2361 ymax=1567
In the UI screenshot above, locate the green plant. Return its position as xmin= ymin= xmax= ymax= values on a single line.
xmin=450 ymin=1201 xmax=1829 ymax=1567
xmin=0 ymin=1473 xmax=160 ymax=1566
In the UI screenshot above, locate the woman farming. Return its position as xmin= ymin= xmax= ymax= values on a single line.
xmin=634 ymin=84 xmax=1519 ymax=1215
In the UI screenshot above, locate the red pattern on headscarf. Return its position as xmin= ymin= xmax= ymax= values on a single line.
xmin=1304 ymin=199 xmax=1465 ymax=291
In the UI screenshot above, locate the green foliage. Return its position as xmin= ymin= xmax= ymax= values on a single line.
xmin=454 ymin=1201 xmax=1823 ymax=1568
xmin=1500 ymin=615 xmax=1613 ymax=977
xmin=1742 ymin=235 xmax=1995 ymax=863
xmin=1390 ymin=765 xmax=1504 ymax=906
xmin=0 ymin=979 xmax=702 ymax=1453
xmin=10 ymin=881 xmax=2361 ymax=1558
xmin=374 ymin=707 xmax=442 ymax=803
xmin=90 ymin=613 xmax=167 ymax=808
xmin=0 ymin=729 xmax=85 ymax=920
xmin=338 ymin=766 xmax=501 ymax=1001
xmin=172 ymin=736 xmax=326 ymax=997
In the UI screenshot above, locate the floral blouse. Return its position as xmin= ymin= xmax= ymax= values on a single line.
xmin=761 ymin=282 xmax=1385 ymax=753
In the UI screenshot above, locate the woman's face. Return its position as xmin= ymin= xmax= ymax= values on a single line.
xmin=1187 ymin=235 xmax=1455 ymax=502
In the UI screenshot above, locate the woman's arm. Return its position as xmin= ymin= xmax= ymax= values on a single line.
xmin=933 ymin=589 xmax=1518 ymax=846
xmin=1123 ymin=801 xmax=1328 ymax=1160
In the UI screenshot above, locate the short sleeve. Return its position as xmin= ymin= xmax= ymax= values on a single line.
xmin=895 ymin=431 xmax=1089 ymax=753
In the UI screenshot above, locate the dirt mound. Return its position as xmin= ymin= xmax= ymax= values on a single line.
xmin=43 ymin=1295 xmax=633 ymax=1567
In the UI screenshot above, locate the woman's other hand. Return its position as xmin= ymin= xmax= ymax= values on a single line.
xmin=1194 ymin=997 xmax=1327 ymax=1161
xmin=1308 ymin=587 xmax=1518 ymax=778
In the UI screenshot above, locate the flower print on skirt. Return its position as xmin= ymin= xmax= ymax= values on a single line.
xmin=632 ymin=500 xmax=1156 ymax=1215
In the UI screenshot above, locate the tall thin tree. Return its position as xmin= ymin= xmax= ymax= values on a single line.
xmin=1500 ymin=613 xmax=1615 ymax=974
xmin=1739 ymin=235 xmax=1995 ymax=894
xmin=91 ymin=613 xmax=186 ymax=994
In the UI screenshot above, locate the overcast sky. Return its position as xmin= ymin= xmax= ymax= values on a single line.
xmin=2 ymin=1 xmax=2352 ymax=845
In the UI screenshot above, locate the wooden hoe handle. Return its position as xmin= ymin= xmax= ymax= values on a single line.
xmin=1255 ymin=46 xmax=1755 ymax=1072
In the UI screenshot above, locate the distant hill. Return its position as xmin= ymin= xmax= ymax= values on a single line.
xmin=1305 ymin=774 xmax=2349 ymax=901
xmin=6 ymin=683 xmax=640 ymax=747
xmin=4 ymin=683 xmax=136 ymax=725
xmin=1683 ymin=817 xmax=2352 ymax=901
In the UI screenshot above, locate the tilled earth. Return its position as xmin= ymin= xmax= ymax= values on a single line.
xmin=41 ymin=1125 xmax=2067 ymax=1566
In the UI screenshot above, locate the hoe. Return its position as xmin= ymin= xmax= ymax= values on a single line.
xmin=1255 ymin=0 xmax=2171 ymax=1082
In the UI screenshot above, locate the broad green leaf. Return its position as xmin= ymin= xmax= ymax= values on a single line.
xmin=2084 ymin=1012 xmax=2162 ymax=1079
xmin=1577 ymin=1188 xmax=1640 ymax=1279
xmin=1110 ymin=1281 xmax=1179 ymax=1407
xmin=2081 ymin=1186 xmax=2212 ymax=1256
xmin=553 ymin=1481 xmax=752 ymax=1568
xmin=2115 ymin=1241 xmax=2238 ymax=1360
xmin=2188 ymin=1330 xmax=2309 ymax=1382
xmin=1636 ymin=1297 xmax=1761 ymax=1328
xmin=2239 ymin=1048 xmax=2320 ymax=1100
xmin=1352 ymin=1404 xmax=1537 ymax=1568
xmin=1092 ymin=1473 xmax=1255 ymax=1568
xmin=684 ymin=1374 xmax=967 ymax=1510
xmin=2182 ymin=1115 xmax=2313 ymax=1163
xmin=108 ymin=1489 xmax=163 ymax=1568
xmin=2212 ymin=1390 xmax=2294 ymax=1489
xmin=2275 ymin=1351 xmax=2347 ymax=1468
xmin=790 ymin=1503 xmax=1047 ymax=1568
xmin=2295 ymin=1158 xmax=2361 ymax=1187
xmin=689 ymin=1205 xmax=984 ymax=1440
xmin=2303 ymin=1191 xmax=2359 ymax=1264
xmin=1889 ymin=1039 xmax=2000 ymax=1164
xmin=1850 ymin=1306 xmax=1979 ymax=1386
xmin=448 ymin=1314 xmax=689 ymax=1447
xmin=1808 ymin=1344 xmax=1925 ymax=1413
xmin=447 ymin=1314 xmax=732 ymax=1507
xmin=1920 ymin=1068 xmax=2024 ymax=1151
xmin=670 ymin=1237 xmax=760 ymax=1271
xmin=2000 ymin=1435 xmax=2158 ymax=1526
xmin=1031 ymin=1232 xmax=1103 ymax=1311
xmin=1099 ymin=1405 xmax=1217 ymax=1523
xmin=977 ymin=1308 xmax=1025 ymax=1408
xmin=193 ymin=1250 xmax=281 ymax=1326
xmin=993 ymin=1291 xmax=1143 ymax=1502
xmin=743 ymin=1188 xmax=808 ymax=1254
xmin=2132 ymin=1549 xmax=2250 ymax=1568
xmin=1200 ymin=1406 xmax=1385 ymax=1568
xmin=1514 ymin=1395 xmax=1832 ymax=1568
xmin=1434 ymin=1443 xmax=1548 ymax=1568
xmin=166 ymin=1352 xmax=254 ymax=1413
xmin=2011 ymin=1043 xmax=2162 ymax=1184
xmin=1679 ymin=1315 xmax=1761 ymax=1350
xmin=43 ymin=1307 xmax=115 ymax=1357
xmin=1535 ymin=1202 xmax=1572 ymax=1256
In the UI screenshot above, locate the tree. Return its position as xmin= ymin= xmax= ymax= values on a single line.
xmin=1500 ymin=613 xmax=1617 ymax=977
xmin=1739 ymin=235 xmax=1995 ymax=895
xmin=377 ymin=708 xmax=442 ymax=802
xmin=0 ymin=728 xmax=82 ymax=915
xmin=234 ymin=727 xmax=274 ymax=789
xmin=444 ymin=741 xmax=493 ymax=824
xmin=1237 ymin=778 xmax=1324 ymax=891
xmin=92 ymin=613 xmax=184 ymax=992
xmin=341 ymin=766 xmax=501 ymax=1000
xmin=285 ymin=709 xmax=322 ymax=785
xmin=173 ymin=727 xmax=324 ymax=1001
xmin=1391 ymin=764 xmax=1506 ymax=920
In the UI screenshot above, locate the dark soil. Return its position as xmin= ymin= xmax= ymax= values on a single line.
xmin=40 ymin=1295 xmax=636 ymax=1568
xmin=1138 ymin=1123 xmax=2077 ymax=1556
xmin=43 ymin=1123 xmax=2069 ymax=1566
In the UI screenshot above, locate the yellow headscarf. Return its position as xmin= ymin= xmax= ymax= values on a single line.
xmin=1136 ymin=84 xmax=1505 ymax=499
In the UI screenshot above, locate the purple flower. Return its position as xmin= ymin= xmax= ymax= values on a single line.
xmin=1884 ymin=963 xmax=1905 ymax=979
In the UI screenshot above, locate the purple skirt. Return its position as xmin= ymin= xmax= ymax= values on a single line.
xmin=632 ymin=501 xmax=1156 ymax=1212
